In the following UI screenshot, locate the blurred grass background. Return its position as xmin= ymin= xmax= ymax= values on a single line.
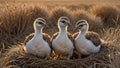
xmin=0 ymin=0 xmax=120 ymax=68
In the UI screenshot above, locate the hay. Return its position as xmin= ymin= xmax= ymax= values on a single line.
xmin=90 ymin=4 xmax=120 ymax=27
xmin=2 ymin=42 xmax=114 ymax=68
xmin=0 ymin=4 xmax=50 ymax=49
xmin=2 ymin=27 xmax=120 ymax=68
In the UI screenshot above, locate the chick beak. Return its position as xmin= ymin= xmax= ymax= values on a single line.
xmin=67 ymin=22 xmax=72 ymax=26
xmin=44 ymin=24 xmax=49 ymax=28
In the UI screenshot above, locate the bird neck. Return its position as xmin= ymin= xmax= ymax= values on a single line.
xmin=80 ymin=29 xmax=87 ymax=35
xmin=78 ymin=29 xmax=87 ymax=38
xmin=80 ymin=26 xmax=89 ymax=35
xmin=58 ymin=26 xmax=67 ymax=37
xmin=34 ymin=28 xmax=43 ymax=39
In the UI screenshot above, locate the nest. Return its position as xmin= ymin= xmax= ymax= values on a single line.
xmin=3 ymin=43 xmax=114 ymax=68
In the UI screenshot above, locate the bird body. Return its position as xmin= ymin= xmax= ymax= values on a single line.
xmin=74 ymin=20 xmax=102 ymax=57
xmin=52 ymin=17 xmax=74 ymax=60
xmin=25 ymin=32 xmax=51 ymax=59
xmin=75 ymin=32 xmax=101 ymax=55
xmin=52 ymin=30 xmax=74 ymax=56
xmin=24 ymin=18 xmax=51 ymax=59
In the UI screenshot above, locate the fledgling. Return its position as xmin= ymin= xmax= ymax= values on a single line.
xmin=51 ymin=16 xmax=74 ymax=60
xmin=73 ymin=20 xmax=102 ymax=58
xmin=24 ymin=18 xmax=51 ymax=59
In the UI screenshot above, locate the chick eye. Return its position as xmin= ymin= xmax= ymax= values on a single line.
xmin=80 ymin=25 xmax=83 ymax=27
xmin=61 ymin=20 xmax=65 ymax=23
xmin=37 ymin=22 xmax=42 ymax=24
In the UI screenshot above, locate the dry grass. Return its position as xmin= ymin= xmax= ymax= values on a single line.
xmin=90 ymin=4 xmax=120 ymax=28
xmin=101 ymin=27 xmax=120 ymax=68
xmin=0 ymin=4 xmax=50 ymax=49
xmin=66 ymin=4 xmax=93 ymax=11
xmin=0 ymin=2 xmax=120 ymax=68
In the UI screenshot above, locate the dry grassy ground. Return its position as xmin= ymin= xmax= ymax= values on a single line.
xmin=0 ymin=0 xmax=120 ymax=68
